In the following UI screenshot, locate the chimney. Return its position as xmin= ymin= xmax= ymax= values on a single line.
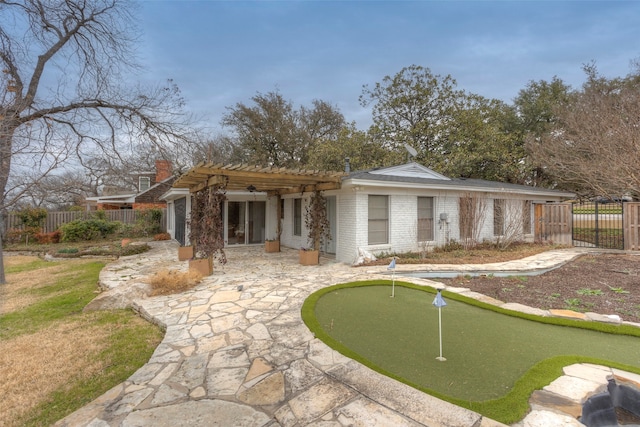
xmin=344 ymin=157 xmax=351 ymax=173
xmin=155 ymin=159 xmax=172 ymax=183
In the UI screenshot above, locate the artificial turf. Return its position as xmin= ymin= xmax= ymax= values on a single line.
xmin=303 ymin=281 xmax=640 ymax=423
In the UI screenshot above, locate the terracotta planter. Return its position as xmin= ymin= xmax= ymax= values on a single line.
xmin=189 ymin=258 xmax=213 ymax=276
xmin=178 ymin=246 xmax=194 ymax=261
xmin=299 ymin=249 xmax=319 ymax=266
xmin=265 ymin=240 xmax=280 ymax=253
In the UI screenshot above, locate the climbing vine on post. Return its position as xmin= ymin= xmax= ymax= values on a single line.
xmin=305 ymin=190 xmax=331 ymax=251
xmin=189 ymin=184 xmax=227 ymax=268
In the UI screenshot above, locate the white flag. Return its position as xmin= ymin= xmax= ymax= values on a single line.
xmin=387 ymin=258 xmax=396 ymax=270
xmin=432 ymin=290 xmax=447 ymax=308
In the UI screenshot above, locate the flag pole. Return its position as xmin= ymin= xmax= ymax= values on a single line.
xmin=392 ymin=269 xmax=395 ymax=298
xmin=432 ymin=289 xmax=447 ymax=362
xmin=436 ymin=304 xmax=446 ymax=361
xmin=388 ymin=257 xmax=396 ymax=297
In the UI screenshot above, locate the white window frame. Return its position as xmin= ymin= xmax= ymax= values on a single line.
xmin=368 ymin=195 xmax=389 ymax=245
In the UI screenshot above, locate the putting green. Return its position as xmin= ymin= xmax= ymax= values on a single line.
xmin=306 ymin=282 xmax=640 ymax=405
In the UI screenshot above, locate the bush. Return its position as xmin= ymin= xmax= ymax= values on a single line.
xmin=16 ymin=207 xmax=48 ymax=228
xmin=35 ymin=230 xmax=61 ymax=244
xmin=147 ymin=268 xmax=203 ymax=296
xmin=135 ymin=208 xmax=163 ymax=237
xmin=120 ymin=243 xmax=151 ymax=256
xmin=5 ymin=227 xmax=41 ymax=244
xmin=59 ymin=219 xmax=118 ymax=242
xmin=91 ymin=209 xmax=107 ymax=220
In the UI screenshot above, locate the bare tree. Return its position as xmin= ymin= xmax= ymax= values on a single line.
xmin=493 ymin=199 xmax=527 ymax=250
xmin=458 ymin=193 xmax=487 ymax=250
xmin=0 ymin=0 xmax=196 ymax=283
xmin=528 ymin=63 xmax=640 ymax=199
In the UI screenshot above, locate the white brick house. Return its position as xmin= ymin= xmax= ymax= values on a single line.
xmin=272 ymin=163 xmax=573 ymax=264
xmin=164 ymin=162 xmax=573 ymax=264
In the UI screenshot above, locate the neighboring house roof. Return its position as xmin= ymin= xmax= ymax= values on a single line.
xmin=344 ymin=162 xmax=575 ymax=199
xmin=87 ymin=176 xmax=176 ymax=206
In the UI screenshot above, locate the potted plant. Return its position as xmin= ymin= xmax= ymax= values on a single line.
xmin=188 ymin=184 xmax=227 ymax=275
xmin=265 ymin=238 xmax=280 ymax=253
xmin=299 ymin=190 xmax=331 ymax=265
xmin=265 ymin=194 xmax=284 ymax=253
xmin=178 ymin=245 xmax=194 ymax=261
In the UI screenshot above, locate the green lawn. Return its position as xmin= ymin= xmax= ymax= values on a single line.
xmin=303 ymin=281 xmax=640 ymax=424
xmin=1 ymin=257 xmax=163 ymax=426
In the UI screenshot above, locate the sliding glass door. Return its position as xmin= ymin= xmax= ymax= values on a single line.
xmin=226 ymin=201 xmax=265 ymax=245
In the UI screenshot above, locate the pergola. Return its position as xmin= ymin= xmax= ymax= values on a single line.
xmin=173 ymin=163 xmax=346 ymax=195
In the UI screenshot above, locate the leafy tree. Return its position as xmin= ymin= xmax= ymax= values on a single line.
xmin=0 ymin=0 xmax=195 ymax=284
xmin=361 ymin=65 xmax=528 ymax=182
xmin=514 ymin=76 xmax=573 ymax=186
xmin=222 ymin=91 xmax=346 ymax=168
xmin=439 ymin=95 xmax=525 ymax=183
xmin=306 ymin=124 xmax=397 ymax=172
xmin=359 ymin=65 xmax=464 ymax=168
xmin=528 ymin=63 xmax=640 ymax=198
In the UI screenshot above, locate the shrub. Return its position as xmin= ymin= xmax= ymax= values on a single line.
xmin=121 ymin=243 xmax=151 ymax=256
xmin=16 ymin=207 xmax=48 ymax=229
xmin=136 ymin=208 xmax=163 ymax=236
xmin=153 ymin=232 xmax=171 ymax=241
xmin=4 ymin=227 xmax=42 ymax=244
xmin=91 ymin=209 xmax=107 ymax=220
xmin=57 ymin=248 xmax=79 ymax=254
xmin=59 ymin=219 xmax=118 ymax=242
xmin=35 ymin=230 xmax=61 ymax=244
xmin=147 ymin=268 xmax=203 ymax=296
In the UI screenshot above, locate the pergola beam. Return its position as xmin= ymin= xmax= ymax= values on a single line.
xmin=174 ymin=163 xmax=346 ymax=195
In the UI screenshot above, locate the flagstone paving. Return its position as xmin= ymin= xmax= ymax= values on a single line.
xmin=56 ymin=242 xmax=639 ymax=427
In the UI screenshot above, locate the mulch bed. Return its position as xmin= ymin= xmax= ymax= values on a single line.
xmin=437 ymin=254 xmax=640 ymax=324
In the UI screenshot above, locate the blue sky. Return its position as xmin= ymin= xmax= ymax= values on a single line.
xmin=137 ymin=1 xmax=640 ymax=134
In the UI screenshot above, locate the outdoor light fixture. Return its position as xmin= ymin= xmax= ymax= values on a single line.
xmin=247 ymin=185 xmax=256 ymax=192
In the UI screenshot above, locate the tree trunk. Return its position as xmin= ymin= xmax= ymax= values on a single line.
xmin=0 ymin=119 xmax=18 ymax=285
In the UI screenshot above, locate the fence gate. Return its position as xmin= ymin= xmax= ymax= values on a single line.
xmin=572 ymin=202 xmax=624 ymax=249
xmin=534 ymin=203 xmax=572 ymax=245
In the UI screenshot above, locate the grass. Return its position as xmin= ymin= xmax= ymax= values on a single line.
xmin=0 ymin=256 xmax=163 ymax=426
xmin=302 ymin=280 xmax=640 ymax=424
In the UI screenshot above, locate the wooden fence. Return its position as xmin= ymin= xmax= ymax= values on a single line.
xmin=536 ymin=202 xmax=640 ymax=250
xmin=624 ymin=202 xmax=640 ymax=250
xmin=534 ymin=203 xmax=573 ymax=245
xmin=4 ymin=209 xmax=167 ymax=233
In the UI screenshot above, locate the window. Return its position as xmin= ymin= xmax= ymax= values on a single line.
xmin=493 ymin=199 xmax=505 ymax=236
xmin=368 ymin=195 xmax=388 ymax=244
xmin=139 ymin=176 xmax=150 ymax=192
xmin=417 ymin=197 xmax=434 ymax=241
xmin=293 ymin=198 xmax=302 ymax=236
xmin=523 ymin=200 xmax=532 ymax=234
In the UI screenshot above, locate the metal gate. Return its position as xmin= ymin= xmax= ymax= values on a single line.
xmin=572 ymin=201 xmax=624 ymax=249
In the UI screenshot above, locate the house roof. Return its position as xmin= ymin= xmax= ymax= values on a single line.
xmin=173 ymin=163 xmax=346 ymax=195
xmin=87 ymin=175 xmax=176 ymax=205
xmin=345 ymin=163 xmax=575 ymax=198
